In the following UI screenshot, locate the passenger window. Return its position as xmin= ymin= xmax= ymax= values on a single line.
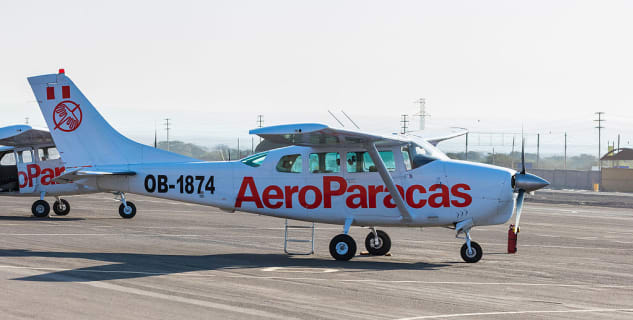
xmin=0 ymin=152 xmax=16 ymax=166
xmin=20 ymin=150 xmax=33 ymax=163
xmin=309 ymin=152 xmax=340 ymax=173
xmin=276 ymin=154 xmax=302 ymax=173
xmin=240 ymin=152 xmax=268 ymax=167
xmin=47 ymin=147 xmax=61 ymax=160
xmin=347 ymin=151 xmax=395 ymax=172
xmin=401 ymin=147 xmax=412 ymax=170
xmin=38 ymin=148 xmax=48 ymax=161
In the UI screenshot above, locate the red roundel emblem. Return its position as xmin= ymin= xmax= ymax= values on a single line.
xmin=53 ymin=100 xmax=82 ymax=132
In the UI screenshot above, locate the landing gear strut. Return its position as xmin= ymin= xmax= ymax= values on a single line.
xmin=364 ymin=228 xmax=391 ymax=256
xmin=116 ymin=192 xmax=136 ymax=219
xmin=53 ymin=197 xmax=70 ymax=216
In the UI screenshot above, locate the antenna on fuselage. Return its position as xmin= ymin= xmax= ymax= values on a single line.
xmin=328 ymin=110 xmax=345 ymax=127
xmin=341 ymin=110 xmax=360 ymax=129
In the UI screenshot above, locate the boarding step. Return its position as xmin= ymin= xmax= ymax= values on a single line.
xmin=283 ymin=219 xmax=315 ymax=255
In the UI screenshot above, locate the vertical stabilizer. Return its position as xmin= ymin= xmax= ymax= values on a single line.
xmin=27 ymin=70 xmax=193 ymax=168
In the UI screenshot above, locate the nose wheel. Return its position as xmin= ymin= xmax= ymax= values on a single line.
xmin=460 ymin=241 xmax=482 ymax=263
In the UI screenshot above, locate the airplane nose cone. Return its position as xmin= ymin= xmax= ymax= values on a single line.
xmin=513 ymin=172 xmax=550 ymax=193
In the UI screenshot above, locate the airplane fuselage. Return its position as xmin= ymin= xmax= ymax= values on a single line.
xmin=93 ymin=146 xmax=516 ymax=228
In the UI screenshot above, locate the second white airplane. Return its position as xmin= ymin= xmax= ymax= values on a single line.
xmin=27 ymin=70 xmax=549 ymax=263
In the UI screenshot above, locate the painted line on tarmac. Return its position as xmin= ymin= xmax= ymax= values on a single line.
xmin=393 ymin=308 xmax=633 ymax=320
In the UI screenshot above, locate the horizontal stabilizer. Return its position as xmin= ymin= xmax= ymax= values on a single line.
xmin=53 ymin=168 xmax=136 ymax=184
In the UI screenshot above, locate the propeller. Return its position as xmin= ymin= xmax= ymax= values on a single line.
xmin=512 ymin=138 xmax=549 ymax=234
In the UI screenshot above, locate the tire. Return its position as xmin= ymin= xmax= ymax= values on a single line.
xmin=31 ymin=200 xmax=50 ymax=218
xmin=53 ymin=199 xmax=71 ymax=216
xmin=329 ymin=234 xmax=357 ymax=261
xmin=364 ymin=230 xmax=391 ymax=256
xmin=460 ymin=241 xmax=483 ymax=263
xmin=118 ymin=202 xmax=136 ymax=219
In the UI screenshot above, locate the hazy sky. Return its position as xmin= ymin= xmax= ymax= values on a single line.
xmin=1 ymin=1 xmax=632 ymax=154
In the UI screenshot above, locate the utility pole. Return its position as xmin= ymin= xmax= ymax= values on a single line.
xmin=257 ymin=115 xmax=264 ymax=143
xmin=413 ymin=98 xmax=429 ymax=131
xmin=24 ymin=117 xmax=29 ymax=125
xmin=594 ymin=112 xmax=605 ymax=169
xmin=564 ymin=132 xmax=567 ymax=170
xmin=237 ymin=137 xmax=240 ymax=159
xmin=400 ymin=114 xmax=409 ymax=134
xmin=164 ymin=118 xmax=171 ymax=151
xmin=617 ymin=134 xmax=621 ymax=168
xmin=536 ymin=133 xmax=540 ymax=168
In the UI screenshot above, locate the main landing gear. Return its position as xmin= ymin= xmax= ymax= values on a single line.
xmin=456 ymin=219 xmax=483 ymax=263
xmin=116 ymin=192 xmax=137 ymax=219
xmin=31 ymin=193 xmax=70 ymax=218
xmin=328 ymin=220 xmax=392 ymax=261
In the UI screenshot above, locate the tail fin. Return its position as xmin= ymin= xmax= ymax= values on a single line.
xmin=28 ymin=70 xmax=193 ymax=167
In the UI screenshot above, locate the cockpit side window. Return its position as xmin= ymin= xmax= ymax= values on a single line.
xmin=276 ymin=154 xmax=302 ymax=173
xmin=0 ymin=152 xmax=16 ymax=166
xmin=347 ymin=151 xmax=395 ymax=173
xmin=240 ymin=152 xmax=268 ymax=167
xmin=309 ymin=152 xmax=340 ymax=173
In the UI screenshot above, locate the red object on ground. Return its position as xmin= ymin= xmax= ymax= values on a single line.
xmin=508 ymin=224 xmax=518 ymax=253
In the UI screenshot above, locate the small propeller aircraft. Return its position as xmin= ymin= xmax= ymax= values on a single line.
xmin=0 ymin=124 xmax=137 ymax=218
xmin=26 ymin=69 xmax=549 ymax=262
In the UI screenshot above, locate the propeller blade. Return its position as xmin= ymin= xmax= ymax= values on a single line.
xmin=514 ymin=189 xmax=525 ymax=234
xmin=521 ymin=138 xmax=526 ymax=174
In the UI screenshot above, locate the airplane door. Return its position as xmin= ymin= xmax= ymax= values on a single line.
xmin=344 ymin=149 xmax=403 ymax=218
xmin=15 ymin=148 xmax=37 ymax=194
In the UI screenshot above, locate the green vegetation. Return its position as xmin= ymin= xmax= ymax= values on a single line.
xmin=446 ymin=151 xmax=598 ymax=170
xmin=156 ymin=141 xmax=253 ymax=161
xmin=157 ymin=140 xmax=598 ymax=170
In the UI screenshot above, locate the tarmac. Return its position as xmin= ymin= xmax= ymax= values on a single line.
xmin=0 ymin=194 xmax=631 ymax=319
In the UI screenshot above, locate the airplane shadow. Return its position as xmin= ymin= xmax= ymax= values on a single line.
xmin=0 ymin=249 xmax=451 ymax=282
xmin=0 ymin=215 xmax=84 ymax=221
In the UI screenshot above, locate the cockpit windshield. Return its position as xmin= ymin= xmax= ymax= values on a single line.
xmin=403 ymin=139 xmax=448 ymax=169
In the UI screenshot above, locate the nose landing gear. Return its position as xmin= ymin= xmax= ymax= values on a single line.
xmin=456 ymin=218 xmax=483 ymax=263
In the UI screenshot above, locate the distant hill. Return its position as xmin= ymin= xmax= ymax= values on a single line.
xmin=156 ymin=140 xmax=253 ymax=161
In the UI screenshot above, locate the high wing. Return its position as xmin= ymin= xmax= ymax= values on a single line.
xmin=251 ymin=123 xmax=413 ymax=223
xmin=0 ymin=125 xmax=54 ymax=147
xmin=250 ymin=123 xmax=408 ymax=148
xmin=408 ymin=127 xmax=468 ymax=146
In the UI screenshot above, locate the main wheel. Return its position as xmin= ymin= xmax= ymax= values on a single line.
xmin=460 ymin=241 xmax=483 ymax=263
xmin=53 ymin=199 xmax=70 ymax=216
xmin=329 ymin=234 xmax=357 ymax=261
xmin=32 ymin=200 xmax=50 ymax=218
xmin=364 ymin=230 xmax=391 ymax=256
xmin=118 ymin=202 xmax=136 ymax=219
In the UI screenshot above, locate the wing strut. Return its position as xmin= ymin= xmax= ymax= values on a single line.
xmin=366 ymin=142 xmax=413 ymax=223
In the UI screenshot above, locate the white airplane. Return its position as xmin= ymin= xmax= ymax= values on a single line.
xmin=0 ymin=124 xmax=138 ymax=218
xmin=26 ymin=69 xmax=549 ymax=263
